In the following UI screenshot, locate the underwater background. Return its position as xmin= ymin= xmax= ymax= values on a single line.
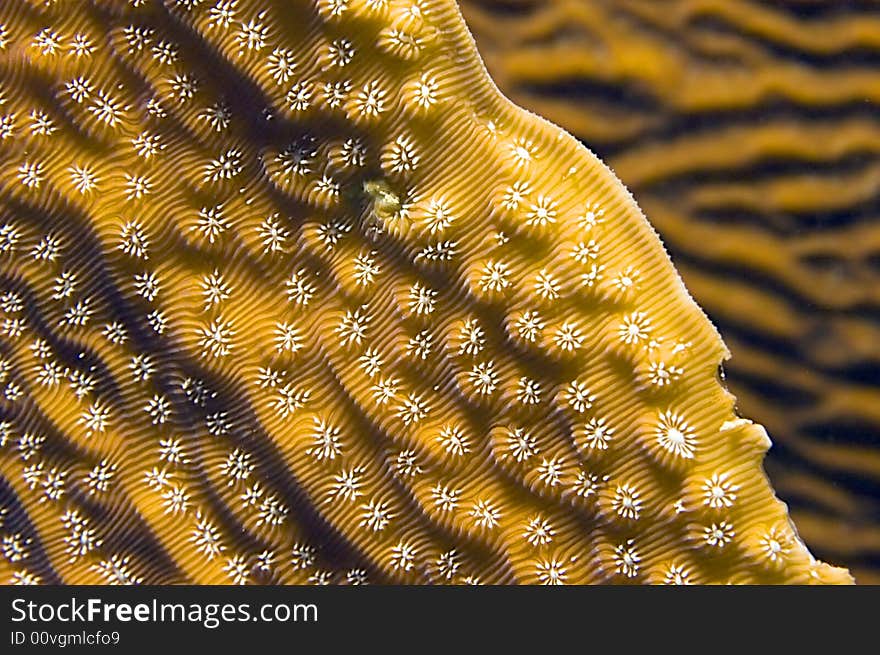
xmin=460 ymin=0 xmax=880 ymax=583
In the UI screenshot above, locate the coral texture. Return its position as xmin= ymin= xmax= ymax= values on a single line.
xmin=460 ymin=0 xmax=880 ymax=583
xmin=0 ymin=0 xmax=852 ymax=584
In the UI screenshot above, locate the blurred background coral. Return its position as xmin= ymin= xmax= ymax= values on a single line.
xmin=460 ymin=0 xmax=880 ymax=583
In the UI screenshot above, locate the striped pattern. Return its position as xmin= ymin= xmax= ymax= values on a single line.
xmin=0 ymin=0 xmax=852 ymax=585
xmin=460 ymin=0 xmax=880 ymax=583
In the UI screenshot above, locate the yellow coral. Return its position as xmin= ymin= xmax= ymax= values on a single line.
xmin=0 ymin=0 xmax=852 ymax=584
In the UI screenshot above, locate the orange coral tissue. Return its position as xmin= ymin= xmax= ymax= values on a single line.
xmin=0 ymin=0 xmax=853 ymax=585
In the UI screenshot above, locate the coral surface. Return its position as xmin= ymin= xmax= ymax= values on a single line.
xmin=0 ymin=0 xmax=852 ymax=584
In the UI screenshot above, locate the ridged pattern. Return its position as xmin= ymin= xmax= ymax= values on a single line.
xmin=460 ymin=0 xmax=880 ymax=584
xmin=0 ymin=0 xmax=851 ymax=584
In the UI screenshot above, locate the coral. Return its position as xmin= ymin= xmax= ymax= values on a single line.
xmin=0 ymin=0 xmax=852 ymax=584
xmin=460 ymin=0 xmax=880 ymax=584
